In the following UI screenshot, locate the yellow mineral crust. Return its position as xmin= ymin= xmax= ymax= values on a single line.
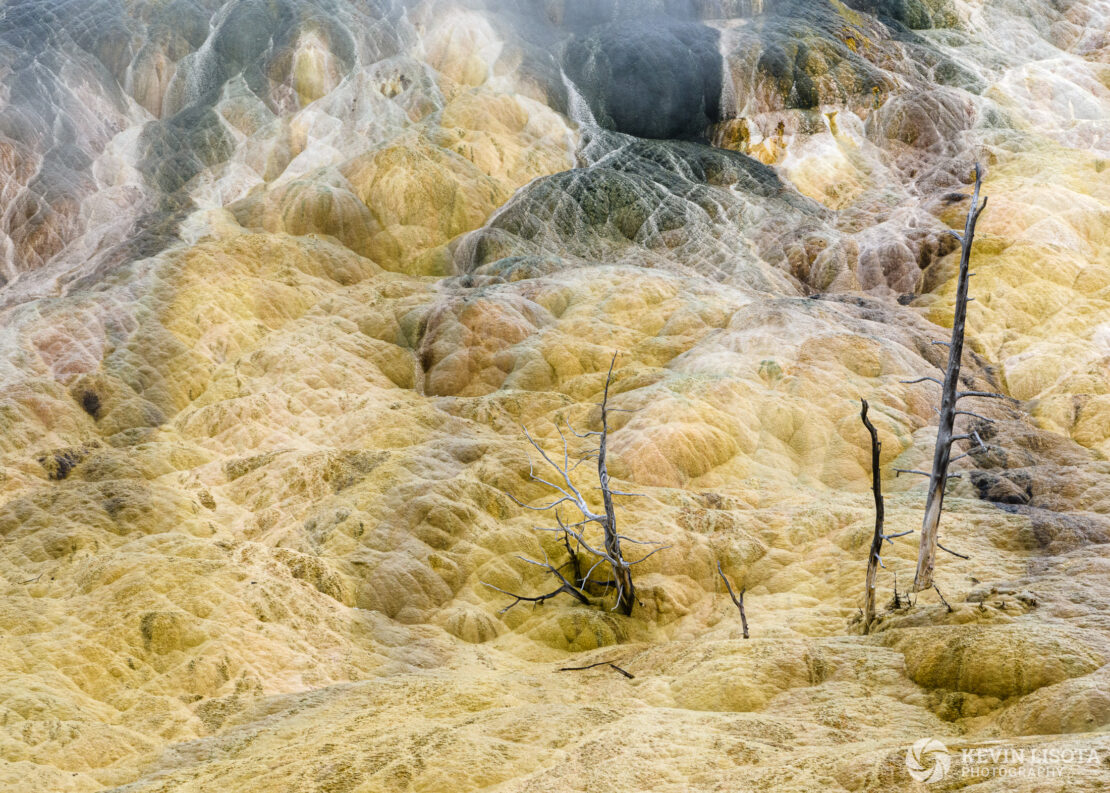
xmin=0 ymin=1 xmax=1108 ymax=792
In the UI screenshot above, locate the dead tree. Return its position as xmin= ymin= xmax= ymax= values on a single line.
xmin=595 ymin=356 xmax=639 ymax=615
xmin=484 ymin=354 xmax=666 ymax=616
xmin=860 ymin=399 xmax=912 ymax=633
xmin=717 ymin=561 xmax=749 ymax=638
xmin=900 ymin=163 xmax=998 ymax=592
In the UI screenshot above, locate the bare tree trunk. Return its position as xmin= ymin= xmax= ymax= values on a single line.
xmin=598 ymin=354 xmax=635 ymax=616
xmin=484 ymin=352 xmax=664 ymax=617
xmin=717 ymin=561 xmax=749 ymax=638
xmin=913 ymin=164 xmax=988 ymax=592
xmin=860 ymin=399 xmax=884 ymax=633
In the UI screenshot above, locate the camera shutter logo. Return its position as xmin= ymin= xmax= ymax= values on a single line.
xmin=906 ymin=738 xmax=951 ymax=783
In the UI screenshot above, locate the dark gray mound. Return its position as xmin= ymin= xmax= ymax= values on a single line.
xmin=563 ymin=19 xmax=722 ymax=140
xmin=455 ymin=136 xmax=835 ymax=292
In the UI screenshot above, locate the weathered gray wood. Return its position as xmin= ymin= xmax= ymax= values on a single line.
xmin=894 ymin=468 xmax=962 ymax=480
xmin=913 ymin=164 xmax=988 ymax=592
xmin=933 ymin=583 xmax=953 ymax=613
xmin=484 ymin=352 xmax=648 ymax=616
xmin=598 ymin=353 xmax=636 ymax=616
xmin=860 ymin=400 xmax=885 ymax=633
xmin=557 ymin=661 xmax=634 ymax=679
xmin=717 ymin=561 xmax=749 ymax=638
xmin=483 ymin=550 xmax=590 ymax=614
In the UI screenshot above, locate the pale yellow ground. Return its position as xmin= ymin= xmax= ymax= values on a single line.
xmin=0 ymin=2 xmax=1108 ymax=792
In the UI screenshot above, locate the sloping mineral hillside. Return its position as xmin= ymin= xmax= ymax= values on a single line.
xmin=0 ymin=1 xmax=1108 ymax=791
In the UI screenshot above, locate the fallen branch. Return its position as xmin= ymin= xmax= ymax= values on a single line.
xmin=558 ymin=661 xmax=634 ymax=679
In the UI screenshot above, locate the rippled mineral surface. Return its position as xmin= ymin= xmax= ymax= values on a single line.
xmin=0 ymin=0 xmax=1108 ymax=790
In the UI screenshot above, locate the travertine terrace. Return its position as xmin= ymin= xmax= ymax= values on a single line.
xmin=0 ymin=1 xmax=1108 ymax=790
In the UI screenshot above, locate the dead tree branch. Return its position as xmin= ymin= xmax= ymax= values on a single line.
xmin=482 ymin=550 xmax=589 ymax=614
xmin=558 ymin=661 xmax=634 ymax=679
xmin=954 ymin=410 xmax=994 ymax=423
xmin=555 ymin=514 xmax=582 ymax=584
xmin=911 ymin=163 xmax=990 ymax=592
xmin=717 ymin=561 xmax=749 ymax=638
xmin=900 ymin=376 xmax=944 ymax=387
xmin=933 ymin=583 xmax=953 ymax=613
xmin=482 ymin=579 xmax=588 ymax=614
xmin=894 ymin=468 xmax=962 ymax=480
xmin=861 ymin=399 xmax=884 ymax=633
xmin=956 ymin=390 xmax=1007 ymax=401
xmin=937 ymin=540 xmax=970 ymax=560
xmin=858 ymin=399 xmax=913 ymax=633
xmin=597 ymin=353 xmax=637 ymax=615
xmin=483 ymin=352 xmax=655 ymax=617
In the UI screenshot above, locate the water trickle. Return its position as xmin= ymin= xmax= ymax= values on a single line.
xmin=561 ymin=69 xmax=598 ymax=129
xmin=715 ymin=22 xmax=746 ymax=120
